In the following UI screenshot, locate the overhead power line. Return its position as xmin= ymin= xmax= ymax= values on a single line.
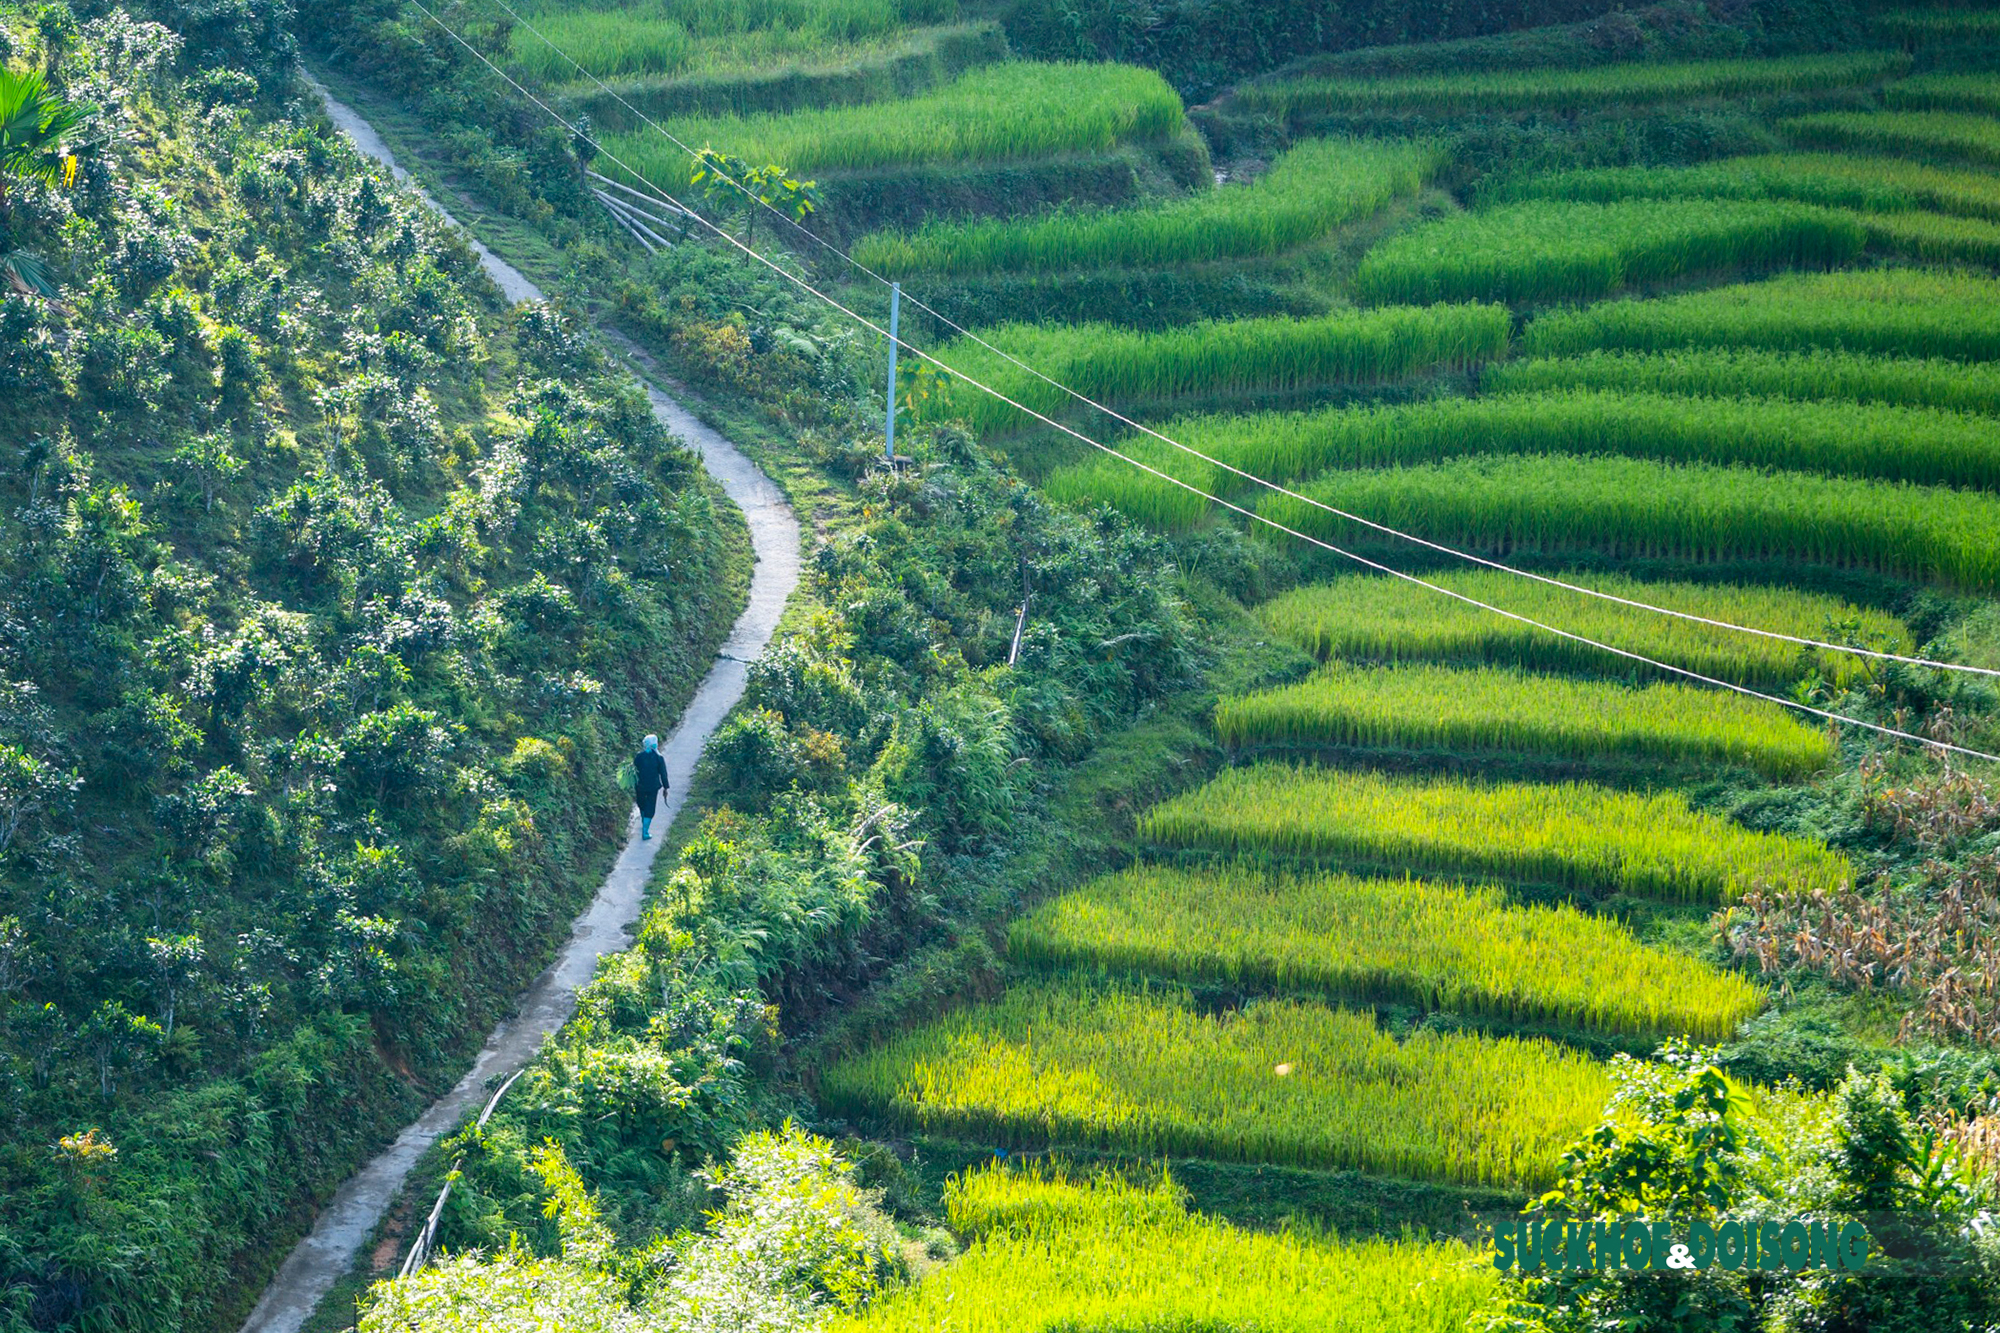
xmin=390 ymin=0 xmax=2000 ymax=765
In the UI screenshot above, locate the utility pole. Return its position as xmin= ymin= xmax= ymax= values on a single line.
xmin=884 ymin=282 xmax=901 ymax=463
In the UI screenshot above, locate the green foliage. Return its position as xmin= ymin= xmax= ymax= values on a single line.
xmin=820 ymin=977 xmax=1611 ymax=1187
xmin=0 ymin=66 xmax=90 ymax=206
xmin=1265 ymin=452 xmax=2000 ymax=591
xmin=1010 ymin=863 xmax=1765 ymax=1038
xmin=922 ymin=303 xmax=1511 ymax=435
xmin=1141 ymin=764 xmax=1852 ymax=902
xmin=1215 ymin=661 xmax=1836 ymax=778
xmin=1487 ymin=346 xmax=2000 ymax=415
xmin=1784 ymin=109 xmax=2000 ymax=167
xmin=1491 ymin=152 xmax=2000 ymax=222
xmin=1255 ymin=570 xmax=1909 ymax=690
xmin=1239 ymin=52 xmax=1907 ymax=118
xmin=852 ymin=137 xmax=1436 ymax=276
xmin=832 ymin=1163 xmax=1497 ymax=1333
xmin=1884 ymin=72 xmax=2000 ymax=116
xmin=1355 ymin=199 xmax=1864 ymax=306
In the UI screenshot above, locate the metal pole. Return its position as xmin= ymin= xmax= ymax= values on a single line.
xmin=885 ymin=282 xmax=900 ymax=462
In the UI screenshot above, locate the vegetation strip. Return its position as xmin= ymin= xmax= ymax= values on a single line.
xmin=1256 ymin=571 xmax=1910 ymax=690
xmin=1486 ymin=347 xmax=2000 ymax=416
xmin=1140 ymin=764 xmax=1851 ymax=902
xmin=1492 ymin=152 xmax=2000 ymax=222
xmin=819 ymin=978 xmax=1610 ymax=1187
xmin=1213 ymin=661 xmax=1835 ymax=778
xmin=1783 ymin=110 xmax=2000 ymax=167
xmin=1009 ymin=864 xmax=1766 ymax=1037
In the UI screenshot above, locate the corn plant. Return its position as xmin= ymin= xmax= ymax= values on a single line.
xmin=1140 ymin=764 xmax=1852 ymax=902
xmin=1784 ymin=110 xmax=2000 ymax=167
xmin=1256 ymin=569 xmax=1910 ymax=689
xmin=819 ymin=978 xmax=1611 ymax=1187
xmin=851 ymin=137 xmax=1436 ymax=276
xmin=1213 ymin=661 xmax=1835 ymax=778
xmin=1522 ymin=268 xmax=2000 ymax=361
xmin=1264 ymin=452 xmax=2000 ymax=592
xmin=1354 ymin=199 xmax=1864 ymax=306
xmin=920 ymin=302 xmax=1510 ymax=435
xmin=1488 ymin=347 xmax=2000 ymax=416
xmin=1010 ymin=863 xmax=1767 ymax=1037
xmin=1238 ymin=52 xmax=1907 ymax=119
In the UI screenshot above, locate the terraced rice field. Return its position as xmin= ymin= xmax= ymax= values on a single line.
xmin=1140 ymin=764 xmax=1851 ymax=901
xmin=819 ymin=978 xmax=1611 ymax=1186
xmin=1009 ymin=864 xmax=1766 ymax=1037
xmin=853 ymin=137 xmax=1436 ymax=276
xmin=1492 ymin=153 xmax=2000 ymax=221
xmin=1487 ymin=347 xmax=2000 ymax=415
xmin=834 ymin=1167 xmax=1496 ymax=1333
xmin=1256 ymin=571 xmax=1910 ymax=689
xmin=1213 ymin=662 xmax=1836 ymax=777
xmin=1783 ymin=110 xmax=2000 ymax=167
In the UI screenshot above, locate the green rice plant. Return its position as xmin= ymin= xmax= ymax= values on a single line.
xmin=1257 ymin=569 xmax=1909 ymax=689
xmin=1885 ymin=73 xmax=2000 ymax=115
xmin=1008 ymin=864 xmax=1767 ymax=1038
xmin=1783 ymin=110 xmax=2000 ymax=167
xmin=1522 ymin=268 xmax=2000 ymax=361
xmin=849 ymin=138 xmax=1436 ymax=276
xmin=1041 ymin=435 xmax=1223 ymax=532
xmin=834 ymin=1165 xmax=1496 ymax=1333
xmin=1261 ymin=453 xmax=2000 ymax=592
xmin=1238 ymin=52 xmax=1908 ymax=118
xmin=1487 ymin=348 xmax=2000 ymax=416
xmin=1491 ymin=153 xmax=2000 ymax=222
xmin=1140 ymin=764 xmax=1851 ymax=902
xmin=921 ymin=302 xmax=1510 ymax=435
xmin=1858 ymin=208 xmax=2000 ymax=267
xmin=1053 ymin=388 xmax=2000 ymax=498
xmin=597 ymin=62 xmax=1184 ymax=188
xmin=818 ymin=978 xmax=1610 ymax=1187
xmin=1212 ymin=661 xmax=1835 ymax=778
xmin=1355 ymin=199 xmax=1861 ymax=306
xmin=1875 ymin=8 xmax=2000 ymax=44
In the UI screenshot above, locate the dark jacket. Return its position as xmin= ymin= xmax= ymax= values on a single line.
xmin=635 ymin=750 xmax=669 ymax=797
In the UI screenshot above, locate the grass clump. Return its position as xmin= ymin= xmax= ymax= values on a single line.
xmin=598 ymin=61 xmax=1183 ymax=188
xmin=819 ymin=978 xmax=1610 ymax=1187
xmin=1265 ymin=453 xmax=2000 ymax=592
xmin=852 ymin=138 xmax=1435 ymax=276
xmin=1354 ymin=199 xmax=1863 ymax=306
xmin=1521 ymin=268 xmax=2000 ymax=361
xmin=1213 ymin=661 xmax=1836 ymax=778
xmin=833 ymin=1165 xmax=1496 ymax=1333
xmin=1256 ymin=570 xmax=1910 ymax=690
xmin=1783 ymin=110 xmax=2000 ymax=168
xmin=1486 ymin=347 xmax=2000 ymax=416
xmin=1009 ymin=864 xmax=1767 ymax=1038
xmin=923 ymin=303 xmax=1510 ymax=435
xmin=1140 ymin=764 xmax=1852 ymax=902
xmin=1238 ymin=52 xmax=1908 ymax=118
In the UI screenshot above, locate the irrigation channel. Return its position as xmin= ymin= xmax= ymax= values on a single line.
xmin=235 ymin=75 xmax=804 ymax=1333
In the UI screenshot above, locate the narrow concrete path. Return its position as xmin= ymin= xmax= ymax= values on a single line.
xmin=236 ymin=77 xmax=802 ymax=1333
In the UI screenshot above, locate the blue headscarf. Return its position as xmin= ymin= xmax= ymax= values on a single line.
xmin=643 ymin=734 xmax=659 ymax=753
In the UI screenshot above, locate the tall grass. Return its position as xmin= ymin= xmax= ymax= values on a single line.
xmin=833 ymin=1166 xmax=1497 ymax=1333
xmin=851 ymin=138 xmax=1435 ymax=276
xmin=1875 ymin=8 xmax=2000 ymax=44
xmin=1488 ymin=347 xmax=2000 ymax=416
xmin=1214 ymin=662 xmax=1835 ymax=777
xmin=597 ymin=62 xmax=1183 ymax=188
xmin=1263 ymin=453 xmax=2000 ymax=592
xmin=1010 ymin=864 xmax=1767 ymax=1038
xmin=1885 ymin=74 xmax=2000 ymax=115
xmin=1237 ymin=52 xmax=1906 ymax=118
xmin=1783 ymin=110 xmax=2000 ymax=167
xmin=1522 ymin=268 xmax=2000 ymax=361
xmin=1257 ymin=570 xmax=1910 ymax=690
xmin=1141 ymin=764 xmax=1852 ymax=902
xmin=819 ymin=978 xmax=1610 ymax=1187
xmin=1051 ymin=388 xmax=2000 ymax=498
xmin=1491 ymin=153 xmax=2000 ymax=222
xmin=923 ymin=303 xmax=1510 ymax=435
xmin=1858 ymin=208 xmax=2000 ymax=267
xmin=1354 ymin=199 xmax=1863 ymax=306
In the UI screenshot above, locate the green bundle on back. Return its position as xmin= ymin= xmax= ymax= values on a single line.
xmin=1010 ymin=864 xmax=1766 ymax=1037
xmin=1355 ymin=199 xmax=1863 ymax=306
xmin=852 ymin=138 xmax=1436 ymax=276
xmin=1214 ymin=661 xmax=1835 ymax=778
xmin=819 ymin=978 xmax=1610 ymax=1187
xmin=1140 ymin=764 xmax=1850 ymax=902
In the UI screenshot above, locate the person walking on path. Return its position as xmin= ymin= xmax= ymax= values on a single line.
xmin=634 ymin=734 xmax=669 ymax=841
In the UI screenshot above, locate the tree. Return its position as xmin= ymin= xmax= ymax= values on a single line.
xmin=76 ymin=1000 xmax=163 ymax=1099
xmin=0 ymin=741 xmax=81 ymax=856
xmin=145 ymin=934 xmax=204 ymax=1037
xmin=0 ymin=68 xmax=91 ymax=211
xmin=689 ymin=147 xmax=819 ymax=258
xmin=171 ymin=432 xmax=245 ymax=512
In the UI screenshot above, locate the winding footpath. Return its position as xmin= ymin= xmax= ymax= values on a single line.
xmin=235 ymin=76 xmax=802 ymax=1333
